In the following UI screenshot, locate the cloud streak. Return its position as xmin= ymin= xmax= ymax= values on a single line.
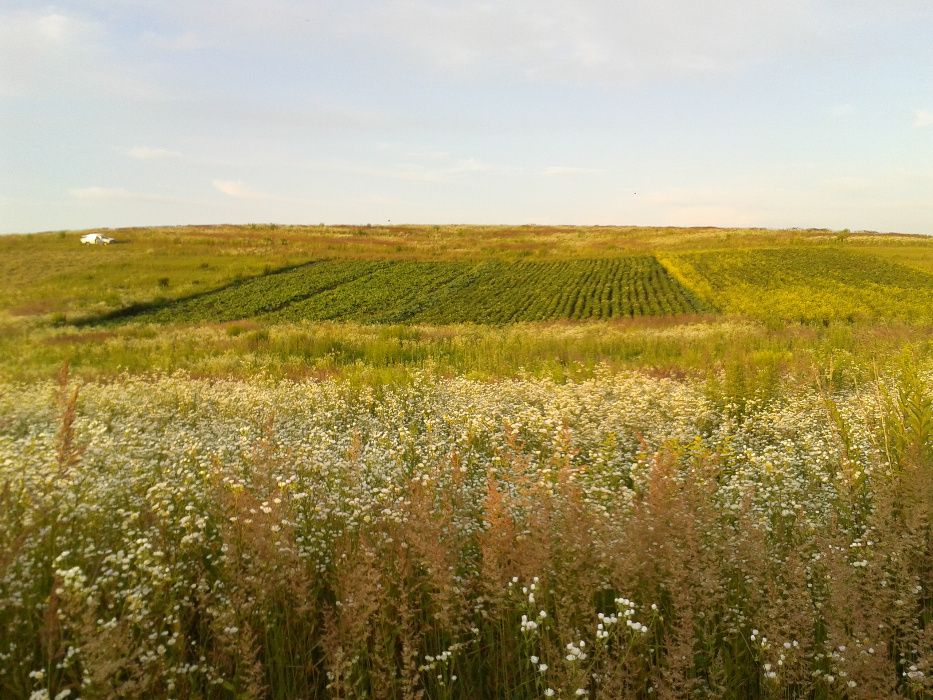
xmin=141 ymin=31 xmax=208 ymax=52
xmin=306 ymin=156 xmax=505 ymax=183
xmin=211 ymin=179 xmax=317 ymax=204
xmin=212 ymin=180 xmax=269 ymax=199
xmin=127 ymin=146 xmax=182 ymax=160
xmin=543 ymin=166 xmax=603 ymax=177
xmin=68 ymin=186 xmax=195 ymax=205
xmin=69 ymin=186 xmax=131 ymax=200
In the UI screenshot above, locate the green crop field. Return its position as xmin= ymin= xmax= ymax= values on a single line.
xmin=107 ymin=257 xmax=707 ymax=326
xmin=1 ymin=225 xmax=931 ymax=699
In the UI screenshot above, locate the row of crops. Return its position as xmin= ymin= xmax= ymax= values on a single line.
xmin=120 ymin=257 xmax=709 ymax=325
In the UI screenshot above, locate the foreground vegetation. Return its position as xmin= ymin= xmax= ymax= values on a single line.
xmin=0 ymin=364 xmax=930 ymax=698
xmin=1 ymin=317 xmax=931 ymax=390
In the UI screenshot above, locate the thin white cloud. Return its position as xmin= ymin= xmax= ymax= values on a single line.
xmin=127 ymin=146 xmax=182 ymax=160
xmin=69 ymin=186 xmax=131 ymax=200
xmin=68 ymin=186 xmax=194 ymax=205
xmin=914 ymin=110 xmax=933 ymax=128
xmin=36 ymin=13 xmax=73 ymax=41
xmin=543 ymin=166 xmax=603 ymax=177
xmin=212 ymin=179 xmax=324 ymax=205
xmin=310 ymin=156 xmax=504 ymax=183
xmin=212 ymin=179 xmax=267 ymax=199
xmin=141 ymin=31 xmax=208 ymax=51
xmin=375 ymin=143 xmax=451 ymax=161
xmin=446 ymin=158 xmax=495 ymax=175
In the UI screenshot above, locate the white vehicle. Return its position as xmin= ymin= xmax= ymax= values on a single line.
xmin=80 ymin=233 xmax=115 ymax=245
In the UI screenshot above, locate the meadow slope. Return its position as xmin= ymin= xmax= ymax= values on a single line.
xmin=1 ymin=224 xmax=932 ymax=381
xmin=0 ymin=225 xmax=931 ymax=699
xmin=2 ymin=224 xmax=932 ymax=326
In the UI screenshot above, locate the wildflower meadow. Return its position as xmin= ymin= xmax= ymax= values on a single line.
xmin=1 ymin=364 xmax=930 ymax=698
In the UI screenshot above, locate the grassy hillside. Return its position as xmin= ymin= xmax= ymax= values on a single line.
xmin=1 ymin=224 xmax=932 ymax=381
xmin=2 ymin=224 xmax=932 ymax=323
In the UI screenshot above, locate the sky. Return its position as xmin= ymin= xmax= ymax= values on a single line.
xmin=1 ymin=1 xmax=932 ymax=234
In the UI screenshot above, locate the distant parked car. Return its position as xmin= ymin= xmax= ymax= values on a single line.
xmin=80 ymin=233 xmax=115 ymax=245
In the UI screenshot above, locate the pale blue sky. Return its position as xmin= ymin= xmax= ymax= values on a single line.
xmin=2 ymin=1 xmax=932 ymax=234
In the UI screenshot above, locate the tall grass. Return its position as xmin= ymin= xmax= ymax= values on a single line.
xmin=2 ymin=318 xmax=930 ymax=385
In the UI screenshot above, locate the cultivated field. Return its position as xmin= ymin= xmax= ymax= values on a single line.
xmin=0 ymin=225 xmax=931 ymax=699
xmin=105 ymin=258 xmax=707 ymax=326
xmin=666 ymin=248 xmax=933 ymax=323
